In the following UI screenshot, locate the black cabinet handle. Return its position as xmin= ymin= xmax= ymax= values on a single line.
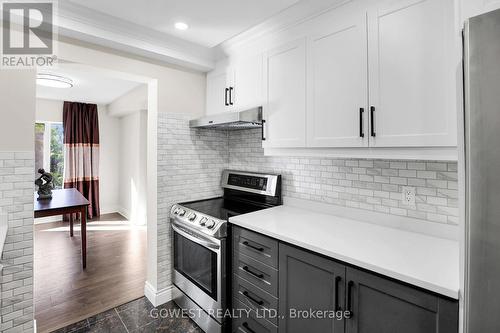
xmin=334 ymin=276 xmax=342 ymax=311
xmin=229 ymin=87 xmax=234 ymax=105
xmin=243 ymin=241 xmax=264 ymax=252
xmin=347 ymin=280 xmax=354 ymax=317
xmin=359 ymin=108 xmax=365 ymax=138
xmin=370 ymin=106 xmax=376 ymax=137
xmin=242 ymin=265 xmax=264 ymax=279
xmin=261 ymin=119 xmax=266 ymax=141
xmin=225 ymin=88 xmax=229 ymax=106
xmin=243 ymin=291 xmax=264 ymax=305
xmin=242 ymin=322 xmax=256 ymax=333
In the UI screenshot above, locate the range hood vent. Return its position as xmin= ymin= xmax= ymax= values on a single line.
xmin=189 ymin=107 xmax=262 ymax=130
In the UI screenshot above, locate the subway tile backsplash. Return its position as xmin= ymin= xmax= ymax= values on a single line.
xmin=157 ymin=113 xmax=228 ymax=290
xmin=157 ymin=114 xmax=459 ymax=294
xmin=228 ymin=129 xmax=458 ymax=225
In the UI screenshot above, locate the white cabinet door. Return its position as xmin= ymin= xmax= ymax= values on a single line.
xmin=367 ymin=0 xmax=457 ymax=147
xmin=206 ymin=71 xmax=228 ymax=115
xmin=232 ymin=54 xmax=264 ymax=111
xmin=307 ymin=8 xmax=368 ymax=147
xmin=264 ymin=38 xmax=307 ymax=148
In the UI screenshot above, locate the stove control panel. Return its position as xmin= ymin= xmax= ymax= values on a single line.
xmin=170 ymin=204 xmax=226 ymax=238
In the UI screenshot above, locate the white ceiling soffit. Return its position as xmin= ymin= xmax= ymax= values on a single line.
xmin=55 ymin=0 xmax=347 ymax=71
xmin=36 ymin=63 xmax=143 ymax=105
xmin=57 ymin=1 xmax=216 ymax=72
xmin=65 ymin=0 xmax=303 ymax=48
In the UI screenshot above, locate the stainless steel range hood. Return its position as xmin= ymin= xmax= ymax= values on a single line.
xmin=189 ymin=107 xmax=262 ymax=130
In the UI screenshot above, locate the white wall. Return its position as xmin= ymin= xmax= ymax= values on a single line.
xmin=108 ymin=84 xmax=148 ymax=117
xmin=35 ymin=98 xmax=121 ymax=215
xmin=118 ymin=110 xmax=148 ymax=225
xmin=0 ymin=70 xmax=35 ymax=151
xmin=58 ymin=40 xmax=206 ymax=116
xmin=107 ymin=83 xmax=149 ymax=224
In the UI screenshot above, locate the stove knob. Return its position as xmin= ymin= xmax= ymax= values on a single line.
xmin=178 ymin=209 xmax=186 ymax=217
xmin=189 ymin=213 xmax=197 ymax=221
xmin=199 ymin=217 xmax=208 ymax=226
xmin=205 ymin=219 xmax=216 ymax=229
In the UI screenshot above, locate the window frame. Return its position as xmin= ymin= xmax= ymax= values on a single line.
xmin=35 ymin=120 xmax=64 ymax=188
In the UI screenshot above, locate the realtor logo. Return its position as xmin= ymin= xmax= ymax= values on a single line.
xmin=1 ymin=1 xmax=57 ymax=68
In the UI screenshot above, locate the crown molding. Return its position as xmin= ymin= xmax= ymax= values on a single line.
xmin=214 ymin=0 xmax=350 ymax=59
xmin=55 ymin=2 xmax=216 ymax=72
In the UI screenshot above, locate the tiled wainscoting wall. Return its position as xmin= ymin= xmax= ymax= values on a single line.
xmin=228 ymin=129 xmax=459 ymax=225
xmin=156 ymin=113 xmax=228 ymax=290
xmin=0 ymin=152 xmax=34 ymax=332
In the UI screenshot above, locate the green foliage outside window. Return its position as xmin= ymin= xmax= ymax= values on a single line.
xmin=35 ymin=122 xmax=64 ymax=189
xmin=50 ymin=124 xmax=64 ymax=188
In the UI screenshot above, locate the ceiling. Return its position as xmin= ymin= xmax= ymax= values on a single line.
xmin=65 ymin=0 xmax=301 ymax=48
xmin=36 ymin=64 xmax=142 ymax=104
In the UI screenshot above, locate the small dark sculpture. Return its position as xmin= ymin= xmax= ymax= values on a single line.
xmin=35 ymin=168 xmax=54 ymax=200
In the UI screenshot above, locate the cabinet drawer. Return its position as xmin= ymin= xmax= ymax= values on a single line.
xmin=233 ymin=251 xmax=278 ymax=297
xmin=233 ymin=226 xmax=278 ymax=268
xmin=232 ymin=298 xmax=278 ymax=333
xmin=233 ymin=274 xmax=278 ymax=325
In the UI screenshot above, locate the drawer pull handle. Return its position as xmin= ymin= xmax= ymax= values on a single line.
xmin=334 ymin=276 xmax=342 ymax=311
xmin=347 ymin=280 xmax=354 ymax=318
xmin=242 ymin=322 xmax=256 ymax=333
xmin=243 ymin=241 xmax=264 ymax=252
xmin=243 ymin=291 xmax=264 ymax=305
xmin=243 ymin=266 xmax=264 ymax=279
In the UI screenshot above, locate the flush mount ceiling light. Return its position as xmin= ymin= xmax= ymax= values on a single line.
xmin=36 ymin=73 xmax=74 ymax=88
xmin=174 ymin=22 xmax=189 ymax=30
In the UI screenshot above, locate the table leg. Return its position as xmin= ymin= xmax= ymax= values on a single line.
xmin=81 ymin=207 xmax=87 ymax=269
xmin=69 ymin=213 xmax=74 ymax=237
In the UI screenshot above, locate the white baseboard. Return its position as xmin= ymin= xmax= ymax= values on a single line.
xmin=144 ymin=281 xmax=173 ymax=307
xmin=118 ymin=207 xmax=131 ymax=220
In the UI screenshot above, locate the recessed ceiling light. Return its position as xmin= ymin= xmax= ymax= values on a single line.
xmin=36 ymin=73 xmax=74 ymax=88
xmin=175 ymin=22 xmax=189 ymax=31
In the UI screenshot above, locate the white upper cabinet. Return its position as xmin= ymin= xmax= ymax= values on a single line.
xmin=206 ymin=70 xmax=230 ymax=115
xmin=367 ymin=0 xmax=457 ymax=147
xmin=205 ymin=54 xmax=263 ymax=114
xmin=306 ymin=6 xmax=369 ymax=147
xmin=264 ymin=38 xmax=307 ymax=148
xmin=231 ymin=55 xmax=264 ymax=111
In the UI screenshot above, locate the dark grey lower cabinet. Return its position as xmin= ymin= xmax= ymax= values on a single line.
xmin=278 ymin=243 xmax=346 ymax=333
xmin=345 ymin=267 xmax=458 ymax=333
xmin=232 ymin=226 xmax=459 ymax=333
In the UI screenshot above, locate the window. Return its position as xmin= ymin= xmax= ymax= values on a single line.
xmin=35 ymin=122 xmax=64 ymax=189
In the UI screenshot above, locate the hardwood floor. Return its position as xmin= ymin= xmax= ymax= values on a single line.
xmin=34 ymin=213 xmax=147 ymax=333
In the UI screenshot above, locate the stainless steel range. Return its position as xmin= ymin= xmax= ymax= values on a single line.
xmin=171 ymin=170 xmax=282 ymax=333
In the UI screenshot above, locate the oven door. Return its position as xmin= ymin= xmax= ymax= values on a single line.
xmin=172 ymin=221 xmax=224 ymax=318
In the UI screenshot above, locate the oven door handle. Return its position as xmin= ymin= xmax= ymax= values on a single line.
xmin=171 ymin=223 xmax=220 ymax=251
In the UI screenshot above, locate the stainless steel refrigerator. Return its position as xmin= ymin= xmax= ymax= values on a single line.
xmin=464 ymin=8 xmax=500 ymax=332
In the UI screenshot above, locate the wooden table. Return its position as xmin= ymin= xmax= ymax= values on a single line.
xmin=34 ymin=188 xmax=90 ymax=268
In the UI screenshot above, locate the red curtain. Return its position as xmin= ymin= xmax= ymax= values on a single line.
xmin=63 ymin=101 xmax=100 ymax=219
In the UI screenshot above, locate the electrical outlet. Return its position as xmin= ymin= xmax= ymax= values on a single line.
xmin=401 ymin=186 xmax=416 ymax=206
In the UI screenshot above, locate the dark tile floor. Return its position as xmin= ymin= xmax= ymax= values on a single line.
xmin=52 ymin=297 xmax=203 ymax=333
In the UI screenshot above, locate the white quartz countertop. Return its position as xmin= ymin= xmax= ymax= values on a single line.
xmin=229 ymin=205 xmax=459 ymax=299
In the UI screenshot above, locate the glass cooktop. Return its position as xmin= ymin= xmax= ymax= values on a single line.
xmin=180 ymin=197 xmax=268 ymax=220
